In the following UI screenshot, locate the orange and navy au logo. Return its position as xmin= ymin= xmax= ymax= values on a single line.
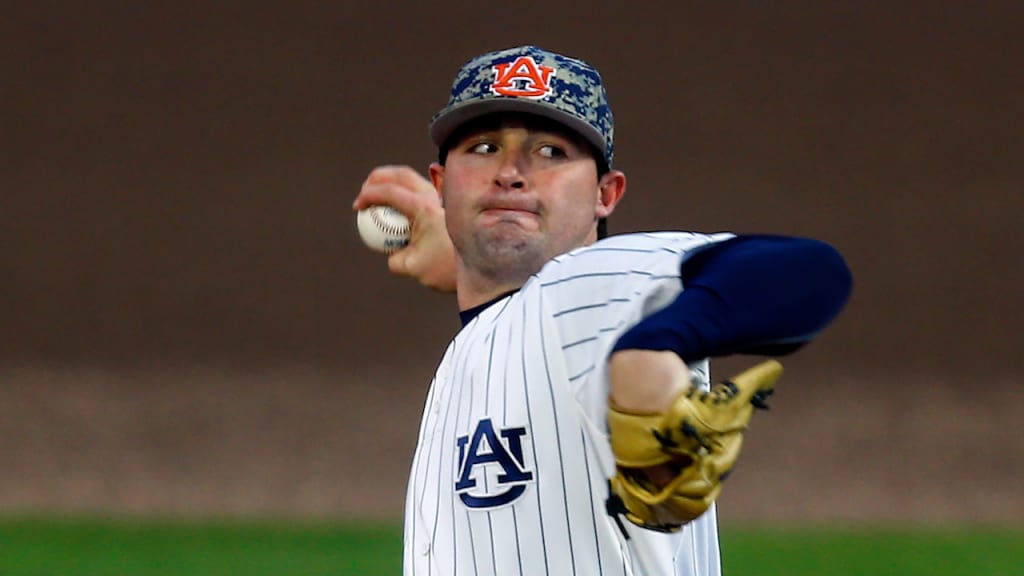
xmin=491 ymin=56 xmax=555 ymax=99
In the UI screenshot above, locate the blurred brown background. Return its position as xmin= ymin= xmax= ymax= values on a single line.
xmin=2 ymin=3 xmax=1021 ymax=524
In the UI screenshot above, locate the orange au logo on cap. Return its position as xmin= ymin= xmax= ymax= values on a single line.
xmin=491 ymin=56 xmax=555 ymax=99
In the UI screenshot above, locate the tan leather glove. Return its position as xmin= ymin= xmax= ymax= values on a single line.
xmin=607 ymin=360 xmax=782 ymax=532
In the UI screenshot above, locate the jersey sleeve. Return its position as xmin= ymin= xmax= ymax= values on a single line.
xmin=529 ymin=232 xmax=734 ymax=386
xmin=610 ymin=234 xmax=853 ymax=361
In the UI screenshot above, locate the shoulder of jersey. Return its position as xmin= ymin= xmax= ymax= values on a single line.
xmin=563 ymin=231 xmax=730 ymax=260
xmin=528 ymin=231 xmax=730 ymax=285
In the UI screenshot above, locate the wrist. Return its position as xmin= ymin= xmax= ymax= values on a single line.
xmin=608 ymin=349 xmax=690 ymax=413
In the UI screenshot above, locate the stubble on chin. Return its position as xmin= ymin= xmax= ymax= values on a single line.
xmin=460 ymin=227 xmax=548 ymax=286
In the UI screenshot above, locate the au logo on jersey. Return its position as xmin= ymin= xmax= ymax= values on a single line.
xmin=491 ymin=56 xmax=555 ymax=99
xmin=455 ymin=418 xmax=534 ymax=508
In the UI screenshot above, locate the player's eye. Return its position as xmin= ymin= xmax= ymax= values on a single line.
xmin=537 ymin=144 xmax=567 ymax=159
xmin=469 ymin=142 xmax=498 ymax=154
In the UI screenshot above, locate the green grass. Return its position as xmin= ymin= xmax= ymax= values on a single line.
xmin=0 ymin=517 xmax=402 ymax=576
xmin=720 ymin=526 xmax=1023 ymax=576
xmin=1 ymin=516 xmax=1020 ymax=575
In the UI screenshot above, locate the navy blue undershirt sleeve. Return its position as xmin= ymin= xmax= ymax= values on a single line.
xmin=611 ymin=235 xmax=852 ymax=362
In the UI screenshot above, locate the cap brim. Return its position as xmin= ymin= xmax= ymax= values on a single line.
xmin=429 ymin=99 xmax=607 ymax=161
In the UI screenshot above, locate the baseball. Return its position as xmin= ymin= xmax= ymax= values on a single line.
xmin=357 ymin=205 xmax=411 ymax=253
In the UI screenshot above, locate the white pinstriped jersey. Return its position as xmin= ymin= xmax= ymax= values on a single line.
xmin=404 ymin=231 xmax=734 ymax=576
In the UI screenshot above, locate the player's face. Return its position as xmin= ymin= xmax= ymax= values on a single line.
xmin=430 ymin=116 xmax=625 ymax=292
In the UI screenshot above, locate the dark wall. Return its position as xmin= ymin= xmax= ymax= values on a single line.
xmin=4 ymin=3 xmax=1022 ymax=379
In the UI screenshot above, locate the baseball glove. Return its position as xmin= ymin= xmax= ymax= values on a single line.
xmin=606 ymin=359 xmax=782 ymax=532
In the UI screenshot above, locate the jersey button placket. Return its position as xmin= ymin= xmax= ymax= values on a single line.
xmin=426 ymin=361 xmax=450 ymax=437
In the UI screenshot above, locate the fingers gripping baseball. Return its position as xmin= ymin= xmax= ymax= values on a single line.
xmin=607 ymin=360 xmax=782 ymax=532
xmin=354 ymin=166 xmax=457 ymax=292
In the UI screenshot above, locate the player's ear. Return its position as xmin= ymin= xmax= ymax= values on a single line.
xmin=428 ymin=162 xmax=446 ymax=204
xmin=596 ymin=170 xmax=626 ymax=218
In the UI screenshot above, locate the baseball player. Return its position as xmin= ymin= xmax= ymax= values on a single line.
xmin=354 ymin=46 xmax=852 ymax=576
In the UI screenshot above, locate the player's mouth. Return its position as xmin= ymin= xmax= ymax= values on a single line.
xmin=478 ymin=198 xmax=541 ymax=216
xmin=479 ymin=206 xmax=540 ymax=222
xmin=478 ymin=203 xmax=542 ymax=231
xmin=480 ymin=207 xmax=538 ymax=217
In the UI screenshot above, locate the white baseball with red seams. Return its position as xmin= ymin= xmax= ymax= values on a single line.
xmin=357 ymin=205 xmax=411 ymax=253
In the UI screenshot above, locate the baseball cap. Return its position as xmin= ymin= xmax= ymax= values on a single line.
xmin=429 ymin=46 xmax=614 ymax=168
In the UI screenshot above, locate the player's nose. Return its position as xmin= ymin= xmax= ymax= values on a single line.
xmin=494 ymin=152 xmax=527 ymax=190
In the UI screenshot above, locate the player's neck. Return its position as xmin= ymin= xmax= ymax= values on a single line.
xmin=456 ymin=276 xmax=523 ymax=311
xmin=454 ymin=255 xmax=534 ymax=310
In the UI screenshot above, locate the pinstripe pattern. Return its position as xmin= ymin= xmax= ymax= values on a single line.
xmin=404 ymin=232 xmax=733 ymax=575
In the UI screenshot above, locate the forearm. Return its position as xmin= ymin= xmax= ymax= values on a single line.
xmin=608 ymin=349 xmax=690 ymax=413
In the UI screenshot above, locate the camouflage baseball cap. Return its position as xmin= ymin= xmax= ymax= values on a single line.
xmin=430 ymin=46 xmax=614 ymax=168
